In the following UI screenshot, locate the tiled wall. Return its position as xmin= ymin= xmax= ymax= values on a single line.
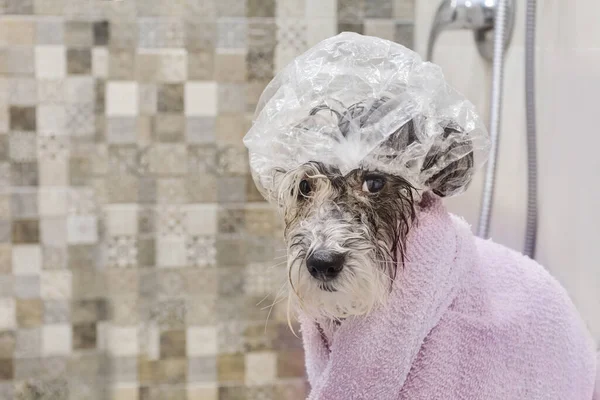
xmin=415 ymin=0 xmax=600 ymax=342
xmin=0 ymin=1 xmax=414 ymax=399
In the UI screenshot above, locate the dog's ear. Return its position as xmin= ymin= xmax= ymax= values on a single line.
xmin=420 ymin=123 xmax=474 ymax=197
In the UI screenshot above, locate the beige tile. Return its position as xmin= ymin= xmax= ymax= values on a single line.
xmin=245 ymin=351 xmax=277 ymax=385
xmin=217 ymin=353 xmax=245 ymax=383
xmin=16 ymin=298 xmax=43 ymax=328
xmin=187 ymin=384 xmax=218 ymax=400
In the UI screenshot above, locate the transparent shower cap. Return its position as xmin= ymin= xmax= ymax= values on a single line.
xmin=244 ymin=32 xmax=489 ymax=202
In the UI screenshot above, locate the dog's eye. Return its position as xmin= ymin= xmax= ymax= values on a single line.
xmin=362 ymin=176 xmax=385 ymax=193
xmin=299 ymin=179 xmax=312 ymax=197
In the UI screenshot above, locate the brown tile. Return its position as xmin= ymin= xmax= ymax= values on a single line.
xmin=65 ymin=21 xmax=93 ymax=47
xmin=138 ymin=357 xmax=157 ymax=384
xmin=0 ymin=332 xmax=15 ymax=358
xmin=160 ymin=330 xmax=186 ymax=359
xmin=72 ymin=299 xmax=108 ymax=323
xmin=247 ymin=50 xmax=274 ymax=81
xmin=215 ymin=51 xmax=246 ymax=83
xmin=246 ymin=173 xmax=266 ymax=202
xmin=218 ymin=386 xmax=246 ymax=400
xmin=188 ymin=51 xmax=214 ymax=80
xmin=277 ymin=350 xmax=305 ymax=378
xmin=67 ymin=48 xmax=92 ymax=74
xmin=0 ymin=359 xmax=13 ymax=381
xmin=216 ymin=238 xmax=247 ymax=266
xmin=0 ymin=245 xmax=12 ymax=273
xmin=93 ymin=21 xmax=110 ymax=46
xmin=73 ymin=323 xmax=96 ymax=350
xmin=9 ymin=106 xmax=36 ymax=131
xmin=245 ymin=323 xmax=278 ymax=352
xmin=137 ymin=238 xmax=155 ymax=267
xmin=217 ymin=353 xmax=245 ymax=383
xmin=95 ymin=79 xmax=105 ymax=114
xmin=155 ymin=114 xmax=184 ymax=142
xmin=16 ymin=299 xmax=42 ymax=328
xmin=247 ymin=0 xmax=275 ymax=17
xmin=10 ymin=163 xmax=38 ymax=186
xmin=12 ymin=220 xmax=39 ymax=244
xmin=157 ymin=84 xmax=184 ymax=113
xmin=338 ymin=22 xmax=364 ymax=34
xmin=0 ymin=136 xmax=8 ymax=161
xmin=157 ymin=358 xmax=187 ymax=384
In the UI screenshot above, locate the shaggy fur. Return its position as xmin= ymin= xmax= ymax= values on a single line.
xmin=269 ymin=98 xmax=476 ymax=321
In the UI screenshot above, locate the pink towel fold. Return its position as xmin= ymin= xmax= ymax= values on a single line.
xmin=300 ymin=196 xmax=598 ymax=399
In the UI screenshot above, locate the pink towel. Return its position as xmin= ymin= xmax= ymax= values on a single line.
xmin=300 ymin=195 xmax=598 ymax=399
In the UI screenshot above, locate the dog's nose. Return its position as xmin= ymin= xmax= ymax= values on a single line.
xmin=306 ymin=251 xmax=345 ymax=280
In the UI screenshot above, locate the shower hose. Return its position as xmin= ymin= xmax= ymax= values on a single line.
xmin=477 ymin=0 xmax=538 ymax=259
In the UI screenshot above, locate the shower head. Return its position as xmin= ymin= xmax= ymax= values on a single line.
xmin=427 ymin=0 xmax=516 ymax=62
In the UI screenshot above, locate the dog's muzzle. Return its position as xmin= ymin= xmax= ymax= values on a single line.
xmin=306 ymin=250 xmax=345 ymax=281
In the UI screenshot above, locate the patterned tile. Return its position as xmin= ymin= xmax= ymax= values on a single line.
xmin=0 ymin=2 xmax=416 ymax=397
xmin=395 ymin=23 xmax=414 ymax=47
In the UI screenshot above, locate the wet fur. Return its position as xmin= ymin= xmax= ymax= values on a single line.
xmin=267 ymin=97 xmax=475 ymax=322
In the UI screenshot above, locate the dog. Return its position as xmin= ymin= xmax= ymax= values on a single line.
xmin=244 ymin=33 xmax=599 ymax=399
xmin=274 ymin=103 xmax=472 ymax=322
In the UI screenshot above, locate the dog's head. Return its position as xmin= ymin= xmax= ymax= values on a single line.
xmin=243 ymin=34 xmax=489 ymax=322
xmin=271 ymin=100 xmax=475 ymax=321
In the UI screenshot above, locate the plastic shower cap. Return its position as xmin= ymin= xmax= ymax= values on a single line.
xmin=244 ymin=32 xmax=490 ymax=202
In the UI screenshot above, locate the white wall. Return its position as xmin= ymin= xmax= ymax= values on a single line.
xmin=416 ymin=0 xmax=600 ymax=341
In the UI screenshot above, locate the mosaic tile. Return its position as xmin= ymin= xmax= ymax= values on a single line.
xmin=93 ymin=20 xmax=110 ymax=46
xmin=64 ymin=21 xmax=92 ymax=47
xmin=394 ymin=0 xmax=415 ymax=19
xmin=0 ymin=20 xmax=35 ymax=46
xmin=12 ymin=220 xmax=40 ymax=244
xmin=157 ymin=84 xmax=184 ymax=113
xmin=138 ymin=18 xmax=185 ymax=49
xmin=4 ymin=0 xmax=34 ymax=14
xmin=214 ymin=50 xmax=247 ymax=83
xmin=108 ymin=50 xmax=136 ymax=80
xmin=365 ymin=19 xmax=396 ymax=40
xmin=276 ymin=0 xmax=305 ymax=18
xmin=16 ymin=299 xmax=43 ymax=328
xmin=216 ymin=0 xmax=246 ymax=17
xmin=217 ymin=353 xmax=245 ymax=383
xmin=8 ymin=78 xmax=38 ymax=105
xmin=43 ymin=300 xmax=71 ymax=323
xmin=248 ymin=0 xmax=274 ymax=17
xmin=187 ymin=383 xmax=218 ymax=400
xmin=217 ymin=18 xmax=247 ymax=49
xmin=0 ymin=220 xmax=10 ymax=243
xmin=109 ymin=22 xmax=138 ymax=49
xmin=247 ymin=50 xmax=274 ymax=81
xmin=365 ymin=0 xmax=393 ymax=18
xmin=14 ymin=275 xmax=41 ymax=299
xmin=158 ymin=47 xmax=187 ymax=79
xmin=0 ymin=331 xmax=16 ymax=358
xmin=395 ymin=23 xmax=414 ymax=47
xmin=185 ymin=117 xmax=215 ymax=144
xmin=0 ymin=2 xmax=414 ymax=396
xmin=188 ymin=50 xmax=215 ymax=81
xmin=338 ymin=0 xmax=365 ymax=22
xmin=160 ymin=330 xmax=186 ymax=359
xmin=72 ymin=299 xmax=108 ymax=324
xmin=67 ymin=48 xmax=92 ymax=75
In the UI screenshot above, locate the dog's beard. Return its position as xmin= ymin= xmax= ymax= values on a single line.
xmin=286 ymin=218 xmax=394 ymax=321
